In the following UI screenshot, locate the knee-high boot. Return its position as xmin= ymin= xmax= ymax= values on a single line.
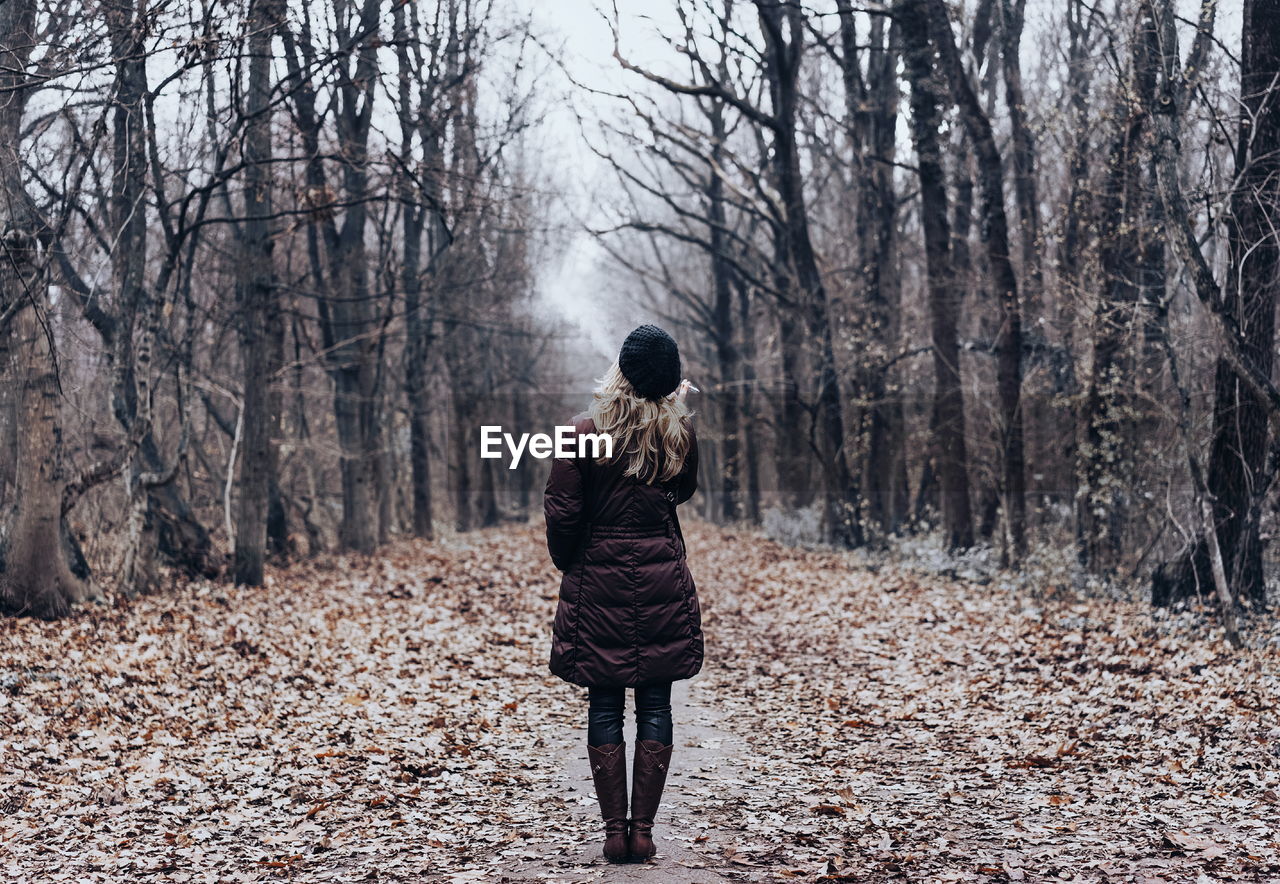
xmin=627 ymin=739 xmax=672 ymax=862
xmin=587 ymin=743 xmax=629 ymax=863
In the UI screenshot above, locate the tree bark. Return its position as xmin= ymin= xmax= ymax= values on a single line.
xmin=925 ymin=0 xmax=1026 ymax=559
xmin=1147 ymin=0 xmax=1277 ymax=609
xmin=0 ymin=180 xmax=82 ymax=613
xmin=108 ymin=0 xmax=158 ymax=593
xmin=0 ymin=0 xmax=89 ymax=616
xmin=393 ymin=0 xmax=444 ymax=540
xmin=898 ymin=0 xmax=974 ymax=549
xmin=706 ymin=102 xmax=743 ymax=523
xmin=755 ymin=0 xmax=861 ymax=545
xmin=280 ymin=1 xmax=383 ymax=554
xmin=737 ymin=277 xmax=762 ymax=523
xmin=1050 ymin=0 xmax=1093 ymax=536
xmin=995 ymin=0 xmax=1042 ymax=317
xmin=234 ymin=0 xmax=284 ymax=586
xmin=838 ymin=6 xmax=909 ymax=537
xmin=1076 ymin=7 xmax=1157 ymax=573
xmin=773 ymin=303 xmax=813 ymax=511
xmin=1201 ymin=0 xmax=1280 ymax=607
xmin=329 ymin=1 xmax=382 ymax=554
xmin=1 ymin=307 xmax=90 ymax=618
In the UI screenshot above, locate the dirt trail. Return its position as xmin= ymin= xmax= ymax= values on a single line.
xmin=482 ymin=678 xmax=753 ymax=883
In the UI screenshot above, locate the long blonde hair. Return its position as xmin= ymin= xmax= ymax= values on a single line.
xmin=589 ymin=362 xmax=691 ymax=484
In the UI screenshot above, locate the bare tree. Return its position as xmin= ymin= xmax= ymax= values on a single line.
xmin=0 ymin=0 xmax=90 ymax=616
xmin=233 ymin=0 xmax=285 ymax=585
xmin=613 ymin=0 xmax=861 ymax=544
xmin=1075 ymin=3 xmax=1158 ymax=573
xmin=925 ymin=0 xmax=1027 ymax=560
xmin=897 ymin=0 xmax=974 ymax=549
xmin=1149 ymin=0 xmax=1280 ymax=610
xmin=279 ymin=0 xmax=385 ymax=554
xmin=392 ymin=0 xmax=457 ymax=540
xmin=835 ymin=3 xmax=909 ymax=536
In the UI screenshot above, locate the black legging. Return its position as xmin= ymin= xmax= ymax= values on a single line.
xmin=587 ymin=683 xmax=673 ymax=746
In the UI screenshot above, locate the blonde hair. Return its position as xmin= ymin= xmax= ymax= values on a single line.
xmin=589 ymin=362 xmax=691 ymax=484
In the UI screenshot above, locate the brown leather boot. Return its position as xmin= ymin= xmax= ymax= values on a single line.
xmin=627 ymin=739 xmax=673 ymax=862
xmin=587 ymin=743 xmax=629 ymax=863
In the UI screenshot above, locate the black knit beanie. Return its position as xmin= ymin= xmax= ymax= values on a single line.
xmin=618 ymin=324 xmax=681 ymax=400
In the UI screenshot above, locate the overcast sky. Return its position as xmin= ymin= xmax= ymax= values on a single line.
xmin=526 ymin=2 xmax=692 ymax=365
xmin=524 ymin=0 xmax=1245 ymax=373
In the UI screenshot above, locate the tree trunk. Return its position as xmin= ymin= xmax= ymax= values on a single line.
xmin=925 ymin=0 xmax=1026 ymax=560
xmin=267 ymin=313 xmax=289 ymax=558
xmin=107 ymin=0 xmax=163 ymax=592
xmin=1055 ymin=0 xmax=1093 ymax=550
xmin=0 ymin=1 xmax=87 ymax=616
xmin=996 ymin=0 xmax=1042 ymax=318
xmin=391 ymin=0 xmax=439 ymax=541
xmin=281 ymin=0 xmax=383 ymax=554
xmin=1 ymin=306 xmax=90 ymax=618
xmin=872 ymin=18 xmax=911 ymax=533
xmin=1076 ymin=8 xmax=1156 ymax=573
xmin=453 ymin=391 xmax=473 ymax=532
xmin=329 ymin=159 xmax=380 ymax=552
xmin=838 ymin=6 xmax=908 ymax=537
xmin=1204 ymin=0 xmax=1280 ymax=607
xmin=755 ymin=0 xmax=860 ymax=545
xmin=707 ymin=105 xmax=743 ymax=523
xmin=234 ymin=0 xmax=284 ymax=586
xmin=1149 ymin=0 xmax=1279 ymax=609
xmin=1138 ymin=155 xmax=1168 ymax=392
xmin=0 ymin=0 xmax=91 ymax=614
xmin=403 ymin=197 xmax=436 ymax=538
xmin=774 ymin=304 xmax=813 ymax=511
xmin=899 ymin=0 xmax=974 ymax=549
xmin=737 ymin=278 xmax=762 ymax=523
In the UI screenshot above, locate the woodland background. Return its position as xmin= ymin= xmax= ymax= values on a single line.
xmin=0 ymin=0 xmax=1277 ymax=645
xmin=2 ymin=2 xmax=1279 ymax=880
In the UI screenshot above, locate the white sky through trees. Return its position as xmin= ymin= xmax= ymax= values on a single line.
xmin=528 ymin=0 xmax=1244 ymax=381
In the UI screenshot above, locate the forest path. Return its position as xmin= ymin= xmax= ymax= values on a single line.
xmin=1 ymin=522 xmax=1277 ymax=883
xmin=485 ymin=677 xmax=750 ymax=883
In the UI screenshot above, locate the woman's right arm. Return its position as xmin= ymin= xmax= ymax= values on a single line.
xmin=544 ymin=452 xmax=585 ymax=571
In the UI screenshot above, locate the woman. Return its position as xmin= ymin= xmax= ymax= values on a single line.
xmin=544 ymin=324 xmax=703 ymax=864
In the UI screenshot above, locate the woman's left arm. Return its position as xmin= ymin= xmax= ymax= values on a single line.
xmin=675 ymin=427 xmax=699 ymax=505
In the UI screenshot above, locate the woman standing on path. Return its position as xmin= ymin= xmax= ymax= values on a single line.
xmin=544 ymin=325 xmax=703 ymax=864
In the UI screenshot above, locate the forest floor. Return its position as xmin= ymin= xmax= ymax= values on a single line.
xmin=1 ymin=522 xmax=1278 ymax=884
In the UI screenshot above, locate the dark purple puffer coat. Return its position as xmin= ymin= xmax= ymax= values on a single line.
xmin=545 ymin=415 xmax=703 ymax=688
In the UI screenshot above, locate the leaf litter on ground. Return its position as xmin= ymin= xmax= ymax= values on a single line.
xmin=0 ymin=521 xmax=1276 ymax=882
